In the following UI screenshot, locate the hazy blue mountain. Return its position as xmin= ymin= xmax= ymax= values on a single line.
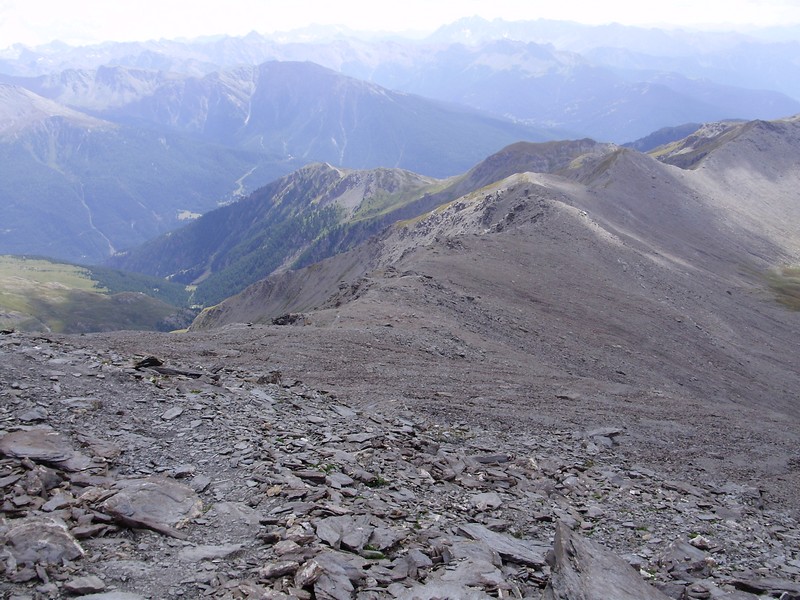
xmin=2 ymin=20 xmax=798 ymax=142
xmin=352 ymin=38 xmax=798 ymax=142
xmin=4 ymin=61 xmax=555 ymax=176
xmin=0 ymin=62 xmax=556 ymax=263
xmin=0 ymin=83 xmax=291 ymax=263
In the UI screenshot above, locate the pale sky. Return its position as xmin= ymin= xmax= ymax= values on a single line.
xmin=1 ymin=0 xmax=800 ymax=47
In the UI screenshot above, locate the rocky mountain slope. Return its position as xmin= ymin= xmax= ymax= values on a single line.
xmin=108 ymin=140 xmax=614 ymax=307
xmin=2 ymin=329 xmax=799 ymax=599
xmin=2 ymin=116 xmax=799 ymax=599
xmin=189 ymin=115 xmax=800 ymax=509
xmin=107 ymin=163 xmax=441 ymax=307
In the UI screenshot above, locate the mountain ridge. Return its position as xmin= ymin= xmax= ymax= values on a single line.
xmin=0 ymin=61 xmax=553 ymax=263
xmin=187 ymin=116 xmax=800 ymax=426
xmin=4 ymin=22 xmax=799 ymax=142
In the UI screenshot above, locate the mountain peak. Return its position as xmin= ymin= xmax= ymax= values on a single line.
xmin=0 ymin=83 xmax=110 ymax=136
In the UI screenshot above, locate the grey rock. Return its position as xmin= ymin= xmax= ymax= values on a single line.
xmin=331 ymin=405 xmax=358 ymax=419
xmin=657 ymin=540 xmax=712 ymax=580
xmin=75 ymin=594 xmax=146 ymax=600
xmin=398 ymin=579 xmax=496 ymax=599
xmin=190 ymin=473 xmax=212 ymax=492
xmin=457 ymin=522 xmax=547 ymax=566
xmin=317 ymin=515 xmax=373 ymax=552
xmin=177 ymin=543 xmax=244 ymax=562
xmin=449 ymin=539 xmax=502 ymax=567
xmin=3 ymin=517 xmax=84 ymax=566
xmin=543 ymin=521 xmax=672 ymax=600
xmin=470 ymin=492 xmax=503 ymax=511
xmin=307 ymin=551 xmax=365 ymax=600
xmin=368 ymin=526 xmax=406 ymax=551
xmin=731 ymin=575 xmax=800 ymax=596
xmin=76 ymin=433 xmax=122 ymax=460
xmin=41 ymin=492 xmax=74 ymax=512
xmin=64 ymin=575 xmax=106 ymax=594
xmin=326 ymin=472 xmax=355 ymax=488
xmin=440 ymin=557 xmax=508 ymax=589
xmin=17 ymin=406 xmax=48 ymax=423
xmin=295 ymin=559 xmax=324 ymax=588
xmin=161 ymin=406 xmax=183 ymax=420
xmin=0 ymin=429 xmax=93 ymax=471
xmin=261 ymin=560 xmax=300 ymax=578
xmin=102 ymin=476 xmax=202 ymax=539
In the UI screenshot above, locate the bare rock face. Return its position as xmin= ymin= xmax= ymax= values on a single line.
xmin=544 ymin=521 xmax=672 ymax=600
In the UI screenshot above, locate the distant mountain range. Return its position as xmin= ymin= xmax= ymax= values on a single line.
xmin=1 ymin=18 xmax=798 ymax=266
xmin=0 ymin=63 xmax=550 ymax=263
xmin=2 ymin=17 xmax=798 ymax=140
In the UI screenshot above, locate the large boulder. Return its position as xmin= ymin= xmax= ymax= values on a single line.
xmin=544 ymin=521 xmax=672 ymax=600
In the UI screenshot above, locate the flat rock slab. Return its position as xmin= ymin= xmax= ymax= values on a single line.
xmin=544 ymin=521 xmax=672 ymax=600
xmin=3 ymin=517 xmax=84 ymax=566
xmin=470 ymin=491 xmax=503 ymax=511
xmin=178 ymin=543 xmax=244 ymax=562
xmin=102 ymin=476 xmax=202 ymax=539
xmin=0 ymin=429 xmax=93 ymax=471
xmin=77 ymin=594 xmax=146 ymax=600
xmin=398 ymin=580 xmax=496 ymax=600
xmin=316 ymin=515 xmax=374 ymax=552
xmin=732 ymin=575 xmax=800 ymax=596
xmin=64 ymin=575 xmax=106 ymax=594
xmin=457 ymin=522 xmax=548 ymax=566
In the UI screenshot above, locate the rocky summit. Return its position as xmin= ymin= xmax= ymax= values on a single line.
xmin=2 ymin=329 xmax=799 ymax=599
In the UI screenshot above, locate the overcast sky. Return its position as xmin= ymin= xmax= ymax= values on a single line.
xmin=2 ymin=0 xmax=800 ymax=47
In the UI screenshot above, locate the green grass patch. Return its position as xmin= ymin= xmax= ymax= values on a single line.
xmin=0 ymin=255 xmax=194 ymax=332
xmin=766 ymin=266 xmax=800 ymax=311
xmin=0 ymin=255 xmax=102 ymax=292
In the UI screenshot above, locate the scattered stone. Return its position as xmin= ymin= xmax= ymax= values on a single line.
xmin=161 ymin=406 xmax=184 ymax=420
xmin=1 ymin=332 xmax=798 ymax=599
xmin=178 ymin=543 xmax=244 ymax=562
xmin=64 ymin=575 xmax=106 ymax=594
